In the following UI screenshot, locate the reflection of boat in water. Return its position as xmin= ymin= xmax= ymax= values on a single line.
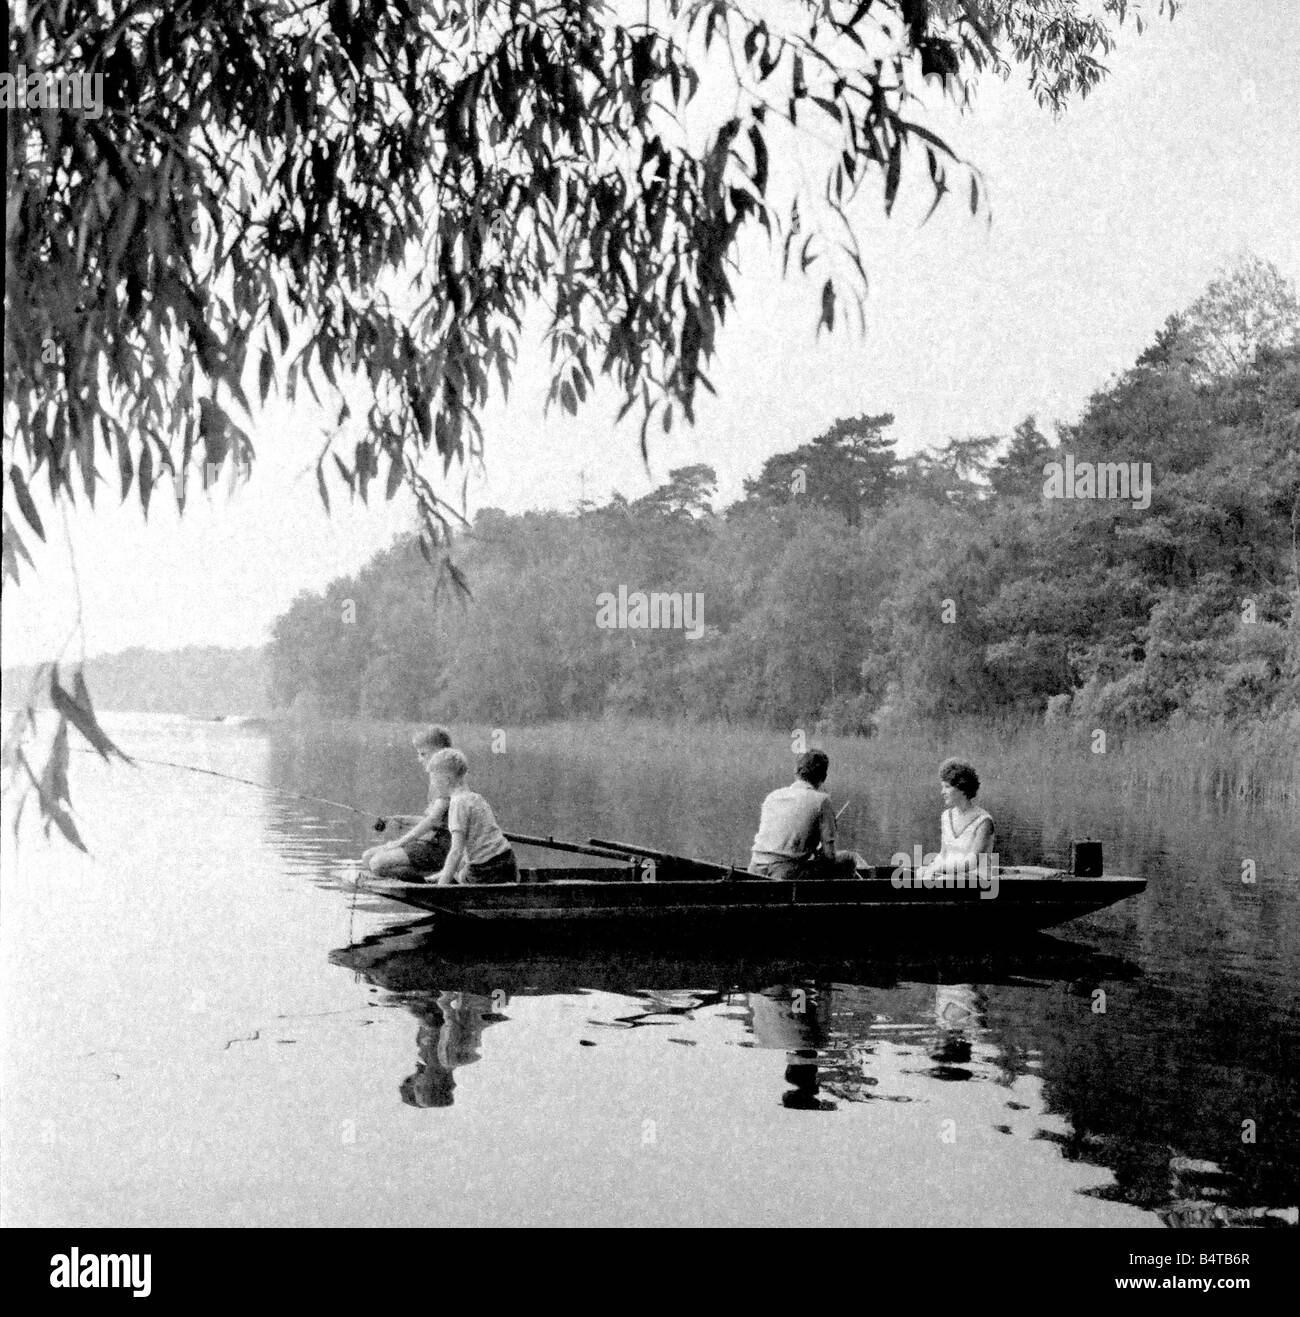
xmin=330 ymin=920 xmax=1140 ymax=998
xmin=324 ymin=923 xmax=1300 ymax=1225
xmin=330 ymin=900 xmax=1295 ymax=1227
xmin=359 ymin=860 xmax=1144 ymax=944
xmin=330 ymin=923 xmax=1141 ymax=1119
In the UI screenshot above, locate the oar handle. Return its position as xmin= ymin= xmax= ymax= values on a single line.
xmin=589 ymin=837 xmax=744 ymax=879
xmin=504 ymin=832 xmax=629 ymax=861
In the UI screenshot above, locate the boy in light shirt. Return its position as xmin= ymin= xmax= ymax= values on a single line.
xmin=428 ymin=748 xmax=520 ymax=886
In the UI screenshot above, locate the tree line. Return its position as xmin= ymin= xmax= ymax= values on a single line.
xmin=0 ymin=0 xmax=1189 ymax=842
xmin=268 ymin=259 xmax=1300 ymax=733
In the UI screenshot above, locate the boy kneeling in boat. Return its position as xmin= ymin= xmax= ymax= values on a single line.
xmin=748 ymin=750 xmax=865 ymax=880
xmin=427 ymin=748 xmax=520 ymax=886
xmin=363 ymin=724 xmax=455 ymax=879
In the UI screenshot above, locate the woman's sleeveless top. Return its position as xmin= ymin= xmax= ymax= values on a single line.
xmin=941 ymin=806 xmax=994 ymax=855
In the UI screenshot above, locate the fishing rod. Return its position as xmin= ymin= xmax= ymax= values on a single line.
xmin=69 ymin=751 xmax=629 ymax=860
xmin=71 ymin=748 xmax=392 ymax=829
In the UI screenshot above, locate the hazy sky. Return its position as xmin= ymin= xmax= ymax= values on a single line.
xmin=5 ymin=0 xmax=1299 ymax=666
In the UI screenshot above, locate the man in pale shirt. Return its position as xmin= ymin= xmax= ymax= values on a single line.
xmin=748 ymin=750 xmax=863 ymax=880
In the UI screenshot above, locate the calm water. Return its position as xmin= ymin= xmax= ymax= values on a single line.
xmin=2 ymin=715 xmax=1297 ymax=1227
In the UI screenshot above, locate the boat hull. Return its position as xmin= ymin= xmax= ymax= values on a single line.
xmin=359 ymin=865 xmax=1145 ymax=944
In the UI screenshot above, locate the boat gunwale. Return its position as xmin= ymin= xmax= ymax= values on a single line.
xmin=364 ymin=870 xmax=1147 ymax=894
xmin=360 ymin=873 xmax=1147 ymax=917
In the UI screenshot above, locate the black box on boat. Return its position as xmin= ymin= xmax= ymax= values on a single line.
xmin=1071 ymin=839 xmax=1104 ymax=877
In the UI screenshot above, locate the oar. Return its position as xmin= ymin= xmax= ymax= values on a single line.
xmin=588 ymin=837 xmax=749 ymax=881
xmin=503 ymin=832 xmax=631 ymax=862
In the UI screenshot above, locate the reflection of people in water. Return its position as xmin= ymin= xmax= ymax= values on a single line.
xmin=400 ymin=990 xmax=503 ymax=1108
xmin=748 ymin=985 xmax=835 ymax=1110
xmin=929 ymin=983 xmax=986 ymax=1075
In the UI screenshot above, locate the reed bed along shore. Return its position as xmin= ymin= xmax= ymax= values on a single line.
xmin=493 ymin=713 xmax=1299 ymax=811
xmin=238 ymin=705 xmax=1298 ymax=810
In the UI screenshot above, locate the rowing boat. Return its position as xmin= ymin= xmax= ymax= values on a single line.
xmin=357 ymin=843 xmax=1145 ymax=943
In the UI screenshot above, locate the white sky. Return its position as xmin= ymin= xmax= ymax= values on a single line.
xmin=5 ymin=0 xmax=1299 ymax=666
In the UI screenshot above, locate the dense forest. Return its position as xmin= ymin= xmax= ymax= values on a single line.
xmin=269 ymin=260 xmax=1299 ymax=734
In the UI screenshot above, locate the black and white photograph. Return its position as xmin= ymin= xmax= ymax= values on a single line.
xmin=2 ymin=0 xmax=1298 ymax=1260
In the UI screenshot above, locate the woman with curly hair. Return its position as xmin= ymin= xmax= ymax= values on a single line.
xmin=935 ymin=758 xmax=995 ymax=864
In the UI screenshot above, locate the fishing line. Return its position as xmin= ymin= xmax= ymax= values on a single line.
xmin=69 ymin=748 xmax=385 ymax=944
xmin=70 ymin=747 xmax=392 ymax=831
